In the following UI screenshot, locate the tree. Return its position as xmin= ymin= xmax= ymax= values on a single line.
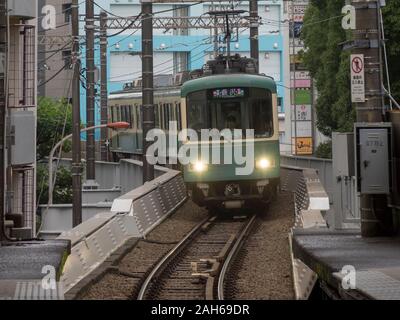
xmin=36 ymin=163 xmax=73 ymax=205
xmin=301 ymin=0 xmax=353 ymax=137
xmin=302 ymin=0 xmax=400 ymax=137
xmin=37 ymin=97 xmax=73 ymax=160
xmin=382 ymin=1 xmax=400 ymax=103
xmin=36 ymin=97 xmax=74 ymax=205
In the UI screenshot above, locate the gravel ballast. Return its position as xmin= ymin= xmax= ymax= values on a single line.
xmin=78 ymin=191 xmax=295 ymax=300
xmin=227 ymin=190 xmax=295 ymax=300
xmin=78 ymin=200 xmax=208 ymax=300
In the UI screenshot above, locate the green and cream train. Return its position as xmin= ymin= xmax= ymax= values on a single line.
xmin=108 ymin=55 xmax=280 ymax=210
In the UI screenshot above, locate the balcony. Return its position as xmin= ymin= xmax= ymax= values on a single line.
xmin=7 ymin=0 xmax=36 ymax=20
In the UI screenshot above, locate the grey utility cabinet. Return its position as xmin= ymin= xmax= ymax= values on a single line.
xmin=355 ymin=123 xmax=392 ymax=194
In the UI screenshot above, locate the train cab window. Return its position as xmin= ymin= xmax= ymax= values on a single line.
xmin=186 ymin=91 xmax=209 ymax=133
xmin=249 ymin=89 xmax=273 ymax=138
xmin=187 ymin=88 xmax=273 ymax=138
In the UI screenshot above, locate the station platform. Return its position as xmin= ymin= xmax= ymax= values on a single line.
xmin=0 ymin=240 xmax=70 ymax=299
xmin=292 ymin=229 xmax=400 ymax=299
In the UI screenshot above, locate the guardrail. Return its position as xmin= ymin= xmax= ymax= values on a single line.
xmin=281 ymin=154 xmax=359 ymax=229
xmin=57 ymin=167 xmax=187 ymax=294
xmin=38 ymin=160 xmax=171 ymax=236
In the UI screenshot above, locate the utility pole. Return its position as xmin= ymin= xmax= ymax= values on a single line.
xmin=291 ymin=0 xmax=298 ymax=156
xmin=352 ymin=0 xmax=389 ymax=236
xmin=85 ymin=0 xmax=96 ymax=181
xmin=72 ymin=0 xmax=82 ymax=227
xmin=100 ymin=11 xmax=109 ymax=162
xmin=0 ymin=0 xmax=6 ymax=240
xmin=141 ymin=2 xmax=155 ymax=183
xmin=249 ymin=0 xmax=259 ymax=72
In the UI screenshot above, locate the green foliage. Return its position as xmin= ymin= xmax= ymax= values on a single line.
xmin=382 ymin=0 xmax=400 ymax=103
xmin=302 ymin=0 xmax=400 ymax=136
xmin=37 ymin=97 xmax=73 ymax=160
xmin=315 ymin=141 xmax=332 ymax=159
xmin=302 ymin=0 xmax=354 ymax=137
xmin=36 ymin=163 xmax=73 ymax=205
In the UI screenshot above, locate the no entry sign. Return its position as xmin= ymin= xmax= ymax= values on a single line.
xmin=350 ymin=54 xmax=365 ymax=103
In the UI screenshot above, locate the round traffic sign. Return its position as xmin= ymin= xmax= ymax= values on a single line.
xmin=352 ymin=56 xmax=363 ymax=74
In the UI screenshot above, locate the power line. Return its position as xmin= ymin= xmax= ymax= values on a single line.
xmin=108 ymin=38 xmax=213 ymax=82
xmin=37 ymin=64 xmax=66 ymax=88
xmin=107 ymin=13 xmax=142 ymax=38
xmin=38 ymin=41 xmax=73 ymax=64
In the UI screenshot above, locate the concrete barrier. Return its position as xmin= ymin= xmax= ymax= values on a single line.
xmin=288 ymin=167 xmax=330 ymax=300
xmin=57 ymin=168 xmax=187 ymax=294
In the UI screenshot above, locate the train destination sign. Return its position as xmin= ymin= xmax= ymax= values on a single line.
xmin=212 ymin=88 xmax=245 ymax=99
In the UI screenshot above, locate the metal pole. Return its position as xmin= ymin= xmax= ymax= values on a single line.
xmin=85 ymin=0 xmax=96 ymax=180
xmin=142 ymin=2 xmax=155 ymax=183
xmin=48 ymin=124 xmax=109 ymax=205
xmin=72 ymin=0 xmax=82 ymax=227
xmin=352 ymin=0 xmax=390 ymax=237
xmin=100 ymin=11 xmax=109 ymax=162
xmin=291 ymin=0 xmax=297 ymax=156
xmin=0 ymin=0 xmax=6 ymax=240
xmin=249 ymin=0 xmax=259 ymax=72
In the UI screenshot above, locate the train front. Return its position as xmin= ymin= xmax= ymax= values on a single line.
xmin=180 ymin=72 xmax=280 ymax=210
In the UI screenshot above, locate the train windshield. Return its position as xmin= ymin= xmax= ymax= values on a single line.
xmin=186 ymin=88 xmax=273 ymax=138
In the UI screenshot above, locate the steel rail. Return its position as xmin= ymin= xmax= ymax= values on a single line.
xmin=137 ymin=215 xmax=212 ymax=300
xmin=217 ymin=214 xmax=257 ymax=300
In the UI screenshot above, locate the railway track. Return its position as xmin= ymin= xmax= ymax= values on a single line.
xmin=137 ymin=214 xmax=257 ymax=300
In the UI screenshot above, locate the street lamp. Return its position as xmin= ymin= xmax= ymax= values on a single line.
xmin=48 ymin=122 xmax=129 ymax=205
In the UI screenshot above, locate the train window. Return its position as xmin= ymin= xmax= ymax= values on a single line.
xmin=110 ymin=106 xmax=115 ymax=123
xmin=138 ymin=106 xmax=142 ymax=130
xmin=176 ymin=103 xmax=181 ymax=131
xmin=159 ymin=104 xmax=164 ymax=129
xmin=115 ymin=105 xmax=121 ymax=122
xmin=121 ymin=105 xmax=126 ymax=122
xmin=186 ymin=88 xmax=273 ymax=138
xmin=154 ymin=104 xmax=160 ymax=128
xmin=132 ymin=104 xmax=137 ymax=129
xmin=217 ymin=101 xmax=242 ymax=131
xmin=164 ymin=104 xmax=169 ymax=130
xmin=186 ymin=91 xmax=209 ymax=133
xmin=249 ymin=88 xmax=273 ymax=138
xmin=128 ymin=105 xmax=133 ymax=128
xmin=169 ymin=103 xmax=174 ymax=126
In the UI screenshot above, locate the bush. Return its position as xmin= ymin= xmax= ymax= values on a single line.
xmin=37 ymin=97 xmax=72 ymax=160
xmin=315 ymin=141 xmax=332 ymax=159
xmin=37 ymin=163 xmax=73 ymax=205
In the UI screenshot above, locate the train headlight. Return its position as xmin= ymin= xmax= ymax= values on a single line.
xmin=257 ymin=158 xmax=271 ymax=170
xmin=191 ymin=161 xmax=208 ymax=173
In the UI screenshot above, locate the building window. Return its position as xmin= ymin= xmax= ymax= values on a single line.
xmin=62 ymin=50 xmax=72 ymax=69
xmin=63 ymin=3 xmax=72 ymax=23
xmin=278 ymin=97 xmax=283 ymax=112
xmin=8 ymin=24 xmax=35 ymax=108
xmin=173 ymin=52 xmax=188 ymax=74
xmin=173 ymin=5 xmax=189 ymax=36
